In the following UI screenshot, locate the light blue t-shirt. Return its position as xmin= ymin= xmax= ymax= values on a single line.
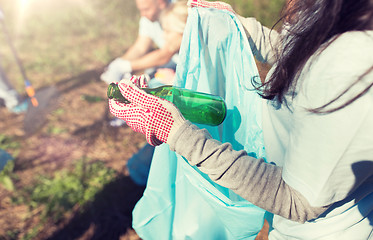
xmin=138 ymin=16 xmax=164 ymax=49
xmin=138 ymin=16 xmax=179 ymax=65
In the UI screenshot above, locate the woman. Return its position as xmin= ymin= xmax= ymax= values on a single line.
xmin=109 ymin=0 xmax=373 ymax=239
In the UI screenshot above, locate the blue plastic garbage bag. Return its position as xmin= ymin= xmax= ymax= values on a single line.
xmin=127 ymin=143 xmax=155 ymax=186
xmin=133 ymin=7 xmax=268 ymax=239
xmin=0 ymin=149 xmax=13 ymax=171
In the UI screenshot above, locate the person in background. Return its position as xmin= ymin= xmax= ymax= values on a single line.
xmin=100 ymin=0 xmax=183 ymax=84
xmin=109 ymin=0 xmax=373 ymax=239
xmin=0 ymin=63 xmax=28 ymax=114
xmin=0 ymin=8 xmax=28 ymax=114
xmin=101 ymin=0 xmax=187 ymax=126
xmin=147 ymin=0 xmax=188 ymax=88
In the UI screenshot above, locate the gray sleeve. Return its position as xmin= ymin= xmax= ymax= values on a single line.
xmin=236 ymin=16 xmax=279 ymax=65
xmin=168 ymin=121 xmax=329 ymax=223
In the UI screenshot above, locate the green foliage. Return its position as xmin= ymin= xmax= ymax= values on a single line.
xmin=21 ymin=226 xmax=41 ymax=240
xmin=0 ymin=134 xmax=21 ymax=191
xmin=52 ymin=108 xmax=65 ymax=116
xmin=0 ymin=160 xmax=15 ymax=191
xmin=46 ymin=126 xmax=68 ymax=135
xmin=81 ymin=94 xmax=105 ymax=103
xmin=225 ymin=0 xmax=286 ymax=27
xmin=0 ymin=134 xmax=21 ymax=153
xmin=5 ymin=229 xmax=20 ymax=239
xmin=22 ymin=159 xmax=116 ymax=222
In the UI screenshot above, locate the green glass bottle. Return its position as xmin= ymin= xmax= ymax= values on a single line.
xmin=107 ymin=83 xmax=226 ymax=126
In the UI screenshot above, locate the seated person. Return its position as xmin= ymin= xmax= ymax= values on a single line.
xmin=148 ymin=0 xmax=188 ymax=87
xmin=101 ymin=0 xmax=188 ymax=85
xmin=103 ymin=0 xmax=188 ymax=127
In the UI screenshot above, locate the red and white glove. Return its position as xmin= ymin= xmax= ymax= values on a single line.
xmin=130 ymin=74 xmax=150 ymax=88
xmin=109 ymin=78 xmax=186 ymax=146
xmin=187 ymin=0 xmax=235 ymax=13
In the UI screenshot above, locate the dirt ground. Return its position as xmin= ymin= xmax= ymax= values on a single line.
xmin=0 ymin=69 xmax=147 ymax=239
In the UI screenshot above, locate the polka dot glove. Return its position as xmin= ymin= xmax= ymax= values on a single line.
xmin=130 ymin=74 xmax=150 ymax=88
xmin=109 ymin=78 xmax=186 ymax=146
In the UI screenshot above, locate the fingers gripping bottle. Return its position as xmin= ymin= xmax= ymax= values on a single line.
xmin=107 ymin=83 xmax=226 ymax=126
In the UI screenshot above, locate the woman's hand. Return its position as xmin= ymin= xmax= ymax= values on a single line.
xmin=109 ymin=78 xmax=186 ymax=146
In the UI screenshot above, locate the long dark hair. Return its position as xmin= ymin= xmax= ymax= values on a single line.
xmin=260 ymin=0 xmax=373 ymax=113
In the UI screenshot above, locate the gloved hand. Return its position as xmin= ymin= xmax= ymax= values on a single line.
xmin=109 ymin=78 xmax=186 ymax=146
xmin=100 ymin=58 xmax=132 ymax=84
xmin=130 ymin=74 xmax=150 ymax=88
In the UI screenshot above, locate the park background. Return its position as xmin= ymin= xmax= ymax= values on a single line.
xmin=0 ymin=0 xmax=284 ymax=239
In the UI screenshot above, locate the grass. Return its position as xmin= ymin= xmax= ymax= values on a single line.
xmin=18 ymin=159 xmax=116 ymax=221
xmin=0 ymin=134 xmax=21 ymax=191
xmin=0 ymin=160 xmax=16 ymax=191
xmin=4 ymin=159 xmax=116 ymax=239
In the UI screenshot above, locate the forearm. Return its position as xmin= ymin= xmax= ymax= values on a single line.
xmin=122 ymin=46 xmax=146 ymax=60
xmin=168 ymin=121 xmax=329 ymax=223
xmin=130 ymin=48 xmax=175 ymax=72
xmin=122 ymin=36 xmax=153 ymax=61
